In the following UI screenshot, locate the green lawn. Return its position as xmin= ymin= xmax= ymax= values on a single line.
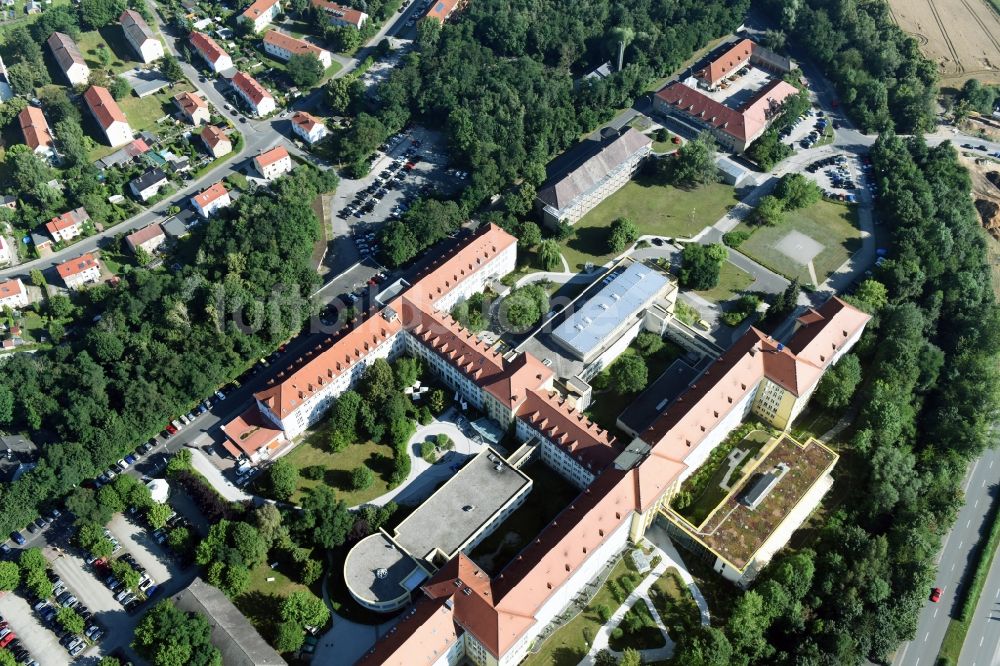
xmin=86 ymin=84 xmax=194 ymax=161
xmin=0 ymin=0 xmax=72 ymax=38
xmin=562 ymin=176 xmax=739 ymax=271
xmin=76 ymin=27 xmax=142 ymax=73
xmin=469 ymin=460 xmax=580 ymax=575
xmin=736 ymin=199 xmax=861 ymax=286
xmin=648 ymin=567 xmax=701 ymax=634
xmin=524 ymin=555 xmax=635 ymax=666
xmin=235 ymin=561 xmax=317 ymax=647
xmin=282 ymin=422 xmax=399 ymax=506
xmin=694 ymin=260 xmax=754 ymax=304
xmin=608 ymin=598 xmax=666 ymax=652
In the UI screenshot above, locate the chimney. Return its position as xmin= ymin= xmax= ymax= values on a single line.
xmin=616 ymin=39 xmax=625 ymax=72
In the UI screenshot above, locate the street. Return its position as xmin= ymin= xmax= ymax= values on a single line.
xmin=960 ymin=504 xmax=1000 ymax=666
xmin=892 ymin=446 xmax=1000 ymax=666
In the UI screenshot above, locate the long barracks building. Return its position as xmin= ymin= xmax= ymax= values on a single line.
xmin=223 ymin=225 xmax=869 ymax=664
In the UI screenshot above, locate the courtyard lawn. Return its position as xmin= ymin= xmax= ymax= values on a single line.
xmin=561 ymin=176 xmax=739 ymax=271
xmin=736 ymin=199 xmax=861 ymax=286
xmin=469 ymin=460 xmax=580 ymax=575
xmin=87 ymin=84 xmax=194 ymax=161
xmin=648 ymin=567 xmax=701 ymax=633
xmin=694 ymin=260 xmax=754 ymax=304
xmin=608 ymin=598 xmax=666 ymax=652
xmin=76 ymin=27 xmax=142 ymax=72
xmin=524 ymin=555 xmax=635 ymax=666
xmin=282 ymin=425 xmax=399 ymax=506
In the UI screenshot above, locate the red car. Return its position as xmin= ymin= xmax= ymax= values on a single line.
xmin=0 ymin=632 xmax=16 ymax=648
xmin=930 ymin=587 xmax=942 ymax=602
xmin=165 ymin=424 xmax=178 ymax=436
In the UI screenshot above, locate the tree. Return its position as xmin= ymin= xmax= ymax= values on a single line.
xmin=78 ymin=521 xmax=115 ymax=558
xmin=665 ymin=132 xmax=719 ymax=187
xmin=351 ymin=464 xmax=375 ymax=490
xmin=326 ymin=77 xmax=352 ymax=114
xmin=676 ymin=625 xmax=733 ymax=666
xmin=297 ymin=486 xmax=353 ymax=549
xmin=281 ymin=590 xmax=330 ymax=627
xmin=500 ymin=284 xmax=548 ymax=330
xmin=267 ymin=459 xmax=298 ymax=500
xmin=770 ymin=278 xmax=800 ymax=318
xmin=679 ymin=243 xmax=726 ymax=290
xmin=133 ymin=600 xmax=222 ymax=666
xmin=394 ymin=356 xmax=421 ymax=390
xmin=79 ymin=0 xmax=128 ymax=29
xmin=274 ymin=621 xmax=305 ymax=652
xmin=618 ymin=648 xmax=642 ymax=666
xmin=57 ymin=606 xmax=85 ymax=635
xmin=0 ymin=651 xmax=18 ymax=666
xmin=610 ymin=352 xmax=648 ymax=394
xmin=230 ymin=521 xmax=268 ymax=568
xmin=160 ymin=54 xmax=185 ymax=82
xmin=518 ymin=221 xmax=542 ymax=247
xmin=287 ymin=53 xmax=324 ymax=88
xmin=537 ymin=239 xmax=562 ymax=271
xmin=0 ymin=561 xmax=19 ymax=591
xmin=19 ymin=548 xmax=46 ymax=572
xmin=361 ymin=358 xmax=395 ymax=403
xmin=110 ymin=558 xmax=141 ymax=591
xmin=634 ymin=331 xmax=664 ymax=358
xmin=428 ymin=389 xmax=446 ymax=414
xmin=850 ymin=278 xmax=889 ymax=313
xmin=25 ymin=567 xmax=53 ymax=599
xmin=750 ymin=195 xmax=785 ymax=226
xmin=222 ymin=563 xmax=250 ymax=596
xmin=815 ymin=354 xmax=862 ymax=409
xmin=607 ymin=217 xmax=639 ymax=253
xmin=774 ymin=173 xmax=821 ymax=210
xmin=331 ymin=390 xmax=362 ymax=437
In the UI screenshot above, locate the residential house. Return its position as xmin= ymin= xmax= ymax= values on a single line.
xmin=290 ymin=111 xmax=327 ymax=144
xmin=174 ymin=91 xmax=210 ymax=125
xmin=200 ymin=125 xmax=232 ymax=158
xmin=45 ymin=207 xmax=90 ymax=243
xmin=0 ymin=196 xmax=14 ymax=211
xmin=309 ymin=0 xmax=366 ymax=28
xmin=125 ymin=223 xmax=166 ymax=255
xmin=0 ymin=237 xmax=12 ymax=266
xmin=47 ymin=32 xmax=90 ymax=86
xmin=0 ymin=55 xmax=13 ymax=103
xmin=535 ymin=128 xmax=651 ymax=227
xmin=18 ymin=106 xmax=54 ymax=156
xmin=0 ymin=278 xmax=28 ymax=309
xmin=189 ymin=31 xmax=233 ymax=73
xmin=191 ymin=181 xmax=231 ymax=218
xmin=239 ymin=0 xmax=281 ymax=33
xmin=56 ymin=253 xmax=102 ymax=290
xmin=231 ymin=71 xmax=275 ymax=117
xmin=129 ymin=167 xmax=168 ymax=201
xmin=119 ymin=9 xmax=164 ymax=63
xmin=83 ymin=86 xmax=134 ymax=147
xmin=261 ymin=30 xmax=332 ymax=69
xmin=252 ymin=145 xmax=292 ymax=180
xmin=425 ymin=0 xmax=460 ymax=23
xmin=24 ymin=1 xmax=40 ymax=14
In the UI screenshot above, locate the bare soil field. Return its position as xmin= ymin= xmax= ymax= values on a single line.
xmin=887 ymin=0 xmax=1000 ymax=86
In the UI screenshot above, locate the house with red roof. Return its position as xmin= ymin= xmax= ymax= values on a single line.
xmin=239 ymin=0 xmax=281 ymax=32
xmin=84 ymin=86 xmax=134 ymax=147
xmin=0 ymin=278 xmax=28 ymax=309
xmin=252 ymin=145 xmax=291 ymax=180
xmin=45 ymin=207 xmax=90 ymax=243
xmin=173 ymin=91 xmax=210 ymax=125
xmin=424 ymin=0 xmax=460 ymax=23
xmin=290 ymin=111 xmax=328 ymax=144
xmin=231 ymin=71 xmax=275 ymax=117
xmin=262 ymin=30 xmax=333 ymax=69
xmin=189 ymin=31 xmax=233 ymax=73
xmin=125 ymin=223 xmax=166 ymax=255
xmin=56 ymin=253 xmax=102 ymax=290
xmin=199 ymin=125 xmax=232 ymax=158
xmin=191 ymin=182 xmax=231 ymax=218
xmin=19 ymin=106 xmax=54 ymax=156
xmin=696 ymin=38 xmax=793 ymax=88
xmin=309 ymin=0 xmax=367 ymax=28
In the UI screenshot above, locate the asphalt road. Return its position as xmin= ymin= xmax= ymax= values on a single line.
xmin=892 ymin=446 xmax=1000 ymax=666
xmin=960 ymin=508 xmax=1000 ymax=666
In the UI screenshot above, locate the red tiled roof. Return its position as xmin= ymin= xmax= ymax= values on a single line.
xmin=83 ymin=86 xmax=128 ymax=130
xmin=254 ymin=145 xmax=288 ymax=167
xmin=189 ymin=31 xmax=228 ymax=64
xmin=0 ymin=279 xmax=25 ymax=301
xmin=309 ymin=0 xmax=366 ymax=26
xmin=232 ymin=71 xmax=272 ymax=105
xmin=425 ymin=0 xmax=459 ymax=22
xmin=46 ymin=207 xmax=89 ymax=235
xmin=519 ymin=389 xmax=619 ymax=472
xmin=241 ymin=0 xmax=280 ymax=20
xmin=221 ymin=406 xmax=284 ymax=457
xmin=291 ymin=111 xmax=324 ymax=133
xmin=192 ymin=181 xmax=229 ymax=208
xmin=19 ymin=106 xmax=53 ymax=151
xmin=699 ymin=38 xmax=754 ymax=84
xmin=173 ymin=91 xmax=207 ymax=116
xmin=200 ymin=125 xmax=230 ymax=149
xmin=263 ymin=30 xmax=329 ymax=60
xmin=358 ymin=597 xmax=459 ymax=665
xmin=56 ymin=253 xmax=99 ymax=279
xmin=785 ymin=296 xmax=871 ymax=369
xmin=126 ymin=223 xmax=164 ymax=247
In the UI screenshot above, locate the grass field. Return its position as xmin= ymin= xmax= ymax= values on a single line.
xmin=0 ymin=0 xmax=71 ymax=38
xmin=283 ymin=422 xmax=400 ymax=506
xmin=561 ymin=176 xmax=739 ymax=271
xmin=736 ymin=199 xmax=861 ymax=286
xmin=86 ymin=84 xmax=194 ymax=161
xmin=608 ymin=598 xmax=666 ymax=651
xmin=524 ymin=555 xmax=635 ymax=666
xmin=649 ymin=567 xmax=701 ymax=633
xmin=76 ymin=26 xmax=142 ymax=73
xmin=694 ymin=260 xmax=754 ymax=304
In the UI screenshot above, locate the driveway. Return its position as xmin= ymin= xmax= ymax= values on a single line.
xmin=106 ymin=514 xmax=180 ymax=588
xmin=0 ymin=590 xmax=69 ymax=666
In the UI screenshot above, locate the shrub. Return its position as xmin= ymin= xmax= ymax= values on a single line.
xmin=596 ymin=604 xmax=612 ymax=622
xmin=351 ymin=465 xmax=375 ymax=490
xmin=390 ymin=452 xmax=411 ymax=485
xmin=435 ymin=433 xmax=453 ymax=450
xmin=611 ymin=627 xmax=624 ymax=640
xmin=722 ymin=230 xmax=751 ymax=247
xmin=420 ymin=441 xmax=436 ymax=463
xmin=301 ymin=465 xmax=325 ymax=481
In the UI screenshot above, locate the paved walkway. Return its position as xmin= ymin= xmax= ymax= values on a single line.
xmin=187 ymin=445 xmax=252 ymax=502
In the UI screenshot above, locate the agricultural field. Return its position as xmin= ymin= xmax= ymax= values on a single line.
xmin=887 ymin=0 xmax=1000 ymax=86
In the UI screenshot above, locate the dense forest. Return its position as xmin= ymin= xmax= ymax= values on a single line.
xmin=759 ymin=0 xmax=938 ymax=133
xmin=0 ymin=167 xmax=338 ymax=535
xmin=339 ymin=0 xmax=749 ymax=216
xmin=673 ymin=137 xmax=1000 ymax=664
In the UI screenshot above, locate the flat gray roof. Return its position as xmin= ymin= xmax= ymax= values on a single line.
xmin=344 ymin=532 xmax=426 ymax=604
xmin=552 ymin=262 xmax=670 ymax=359
xmin=392 ymin=449 xmax=531 ymax=564
xmin=618 ymin=358 xmax=700 ymax=435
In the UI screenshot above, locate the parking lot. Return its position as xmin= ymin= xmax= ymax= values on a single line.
xmin=0 ymin=590 xmax=69 ymax=666
xmin=804 ymin=151 xmax=867 ymax=202
xmin=49 ymin=547 xmax=128 ymax=661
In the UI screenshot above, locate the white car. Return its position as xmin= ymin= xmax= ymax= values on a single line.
xmin=117 ymin=458 xmax=129 ymax=469
xmin=215 ymin=390 xmax=226 ymax=401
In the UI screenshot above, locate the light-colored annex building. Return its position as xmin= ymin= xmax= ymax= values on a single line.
xmin=535 ymin=128 xmax=651 ymax=228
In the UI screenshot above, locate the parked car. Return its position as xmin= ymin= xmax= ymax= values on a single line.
xmin=930 ymin=587 xmax=942 ymax=602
